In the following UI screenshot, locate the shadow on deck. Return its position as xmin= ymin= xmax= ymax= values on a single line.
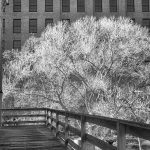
xmin=0 ymin=126 xmax=66 ymax=150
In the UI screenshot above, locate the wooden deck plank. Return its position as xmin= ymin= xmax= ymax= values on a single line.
xmin=0 ymin=126 xmax=67 ymax=150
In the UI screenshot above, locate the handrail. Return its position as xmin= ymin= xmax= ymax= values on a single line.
xmin=46 ymin=108 xmax=150 ymax=150
xmin=1 ymin=108 xmax=47 ymax=111
xmin=1 ymin=108 xmax=150 ymax=150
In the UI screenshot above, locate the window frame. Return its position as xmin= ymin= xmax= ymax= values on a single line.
xmin=62 ymin=0 xmax=70 ymax=12
xmin=13 ymin=40 xmax=21 ymax=50
xmin=77 ymin=0 xmax=85 ymax=12
xmin=45 ymin=0 xmax=53 ymax=12
xmin=29 ymin=0 xmax=37 ymax=12
xmin=13 ymin=19 xmax=21 ymax=33
xmin=2 ymin=40 xmax=5 ymax=51
xmin=94 ymin=0 xmax=102 ymax=12
xmin=142 ymin=0 xmax=149 ymax=12
xmin=62 ymin=19 xmax=70 ymax=24
xmin=29 ymin=19 xmax=37 ymax=33
xmin=127 ymin=0 xmax=135 ymax=12
xmin=13 ymin=0 xmax=21 ymax=12
xmin=142 ymin=18 xmax=150 ymax=29
xmin=45 ymin=18 xmax=53 ymax=27
xmin=109 ymin=0 xmax=117 ymax=12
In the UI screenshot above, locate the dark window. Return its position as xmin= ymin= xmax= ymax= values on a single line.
xmin=109 ymin=0 xmax=117 ymax=12
xmin=29 ymin=0 xmax=37 ymax=12
xmin=13 ymin=0 xmax=21 ymax=12
xmin=3 ymin=4 xmax=5 ymax=12
xmin=62 ymin=0 xmax=70 ymax=12
xmin=77 ymin=0 xmax=85 ymax=12
xmin=127 ymin=0 xmax=134 ymax=12
xmin=29 ymin=19 xmax=37 ymax=33
xmin=131 ymin=18 xmax=135 ymax=22
xmin=142 ymin=19 xmax=150 ymax=29
xmin=62 ymin=19 xmax=70 ymax=24
xmin=94 ymin=0 xmax=102 ymax=12
xmin=142 ymin=0 xmax=149 ymax=12
xmin=45 ymin=0 xmax=53 ymax=12
xmin=13 ymin=19 xmax=21 ymax=33
xmin=13 ymin=40 xmax=21 ymax=50
xmin=2 ymin=40 xmax=5 ymax=51
xmin=3 ymin=19 xmax=5 ymax=33
xmin=45 ymin=18 xmax=53 ymax=27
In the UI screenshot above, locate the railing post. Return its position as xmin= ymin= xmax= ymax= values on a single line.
xmin=50 ymin=110 xmax=53 ymax=131
xmin=117 ymin=122 xmax=126 ymax=150
xmin=65 ymin=112 xmax=69 ymax=147
xmin=56 ymin=112 xmax=59 ymax=137
xmin=81 ymin=115 xmax=86 ymax=150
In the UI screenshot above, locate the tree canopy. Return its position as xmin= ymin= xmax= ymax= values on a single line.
xmin=3 ymin=16 xmax=150 ymax=122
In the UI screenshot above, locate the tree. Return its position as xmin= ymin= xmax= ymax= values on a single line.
xmin=3 ymin=16 xmax=150 ymax=123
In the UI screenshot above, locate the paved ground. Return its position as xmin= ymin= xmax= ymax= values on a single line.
xmin=0 ymin=126 xmax=66 ymax=150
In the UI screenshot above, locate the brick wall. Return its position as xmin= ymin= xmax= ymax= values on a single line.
xmin=2 ymin=0 xmax=150 ymax=50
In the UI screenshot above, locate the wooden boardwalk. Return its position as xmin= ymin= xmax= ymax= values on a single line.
xmin=0 ymin=126 xmax=67 ymax=150
xmin=1 ymin=108 xmax=150 ymax=150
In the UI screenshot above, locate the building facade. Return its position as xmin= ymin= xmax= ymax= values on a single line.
xmin=2 ymin=0 xmax=150 ymax=50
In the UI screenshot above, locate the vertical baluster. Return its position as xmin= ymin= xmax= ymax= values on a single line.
xmin=46 ymin=109 xmax=49 ymax=126
xmin=65 ymin=112 xmax=69 ymax=147
xmin=117 ymin=122 xmax=126 ymax=150
xmin=47 ymin=110 xmax=50 ymax=127
xmin=0 ymin=108 xmax=2 ymax=126
xmin=51 ymin=110 xmax=53 ymax=131
xmin=81 ymin=115 xmax=86 ymax=150
xmin=45 ymin=109 xmax=47 ymax=126
xmin=56 ymin=112 xmax=59 ymax=137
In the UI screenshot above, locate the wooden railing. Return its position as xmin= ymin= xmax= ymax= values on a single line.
xmin=1 ymin=108 xmax=47 ymax=126
xmin=1 ymin=108 xmax=150 ymax=150
xmin=47 ymin=109 xmax=150 ymax=150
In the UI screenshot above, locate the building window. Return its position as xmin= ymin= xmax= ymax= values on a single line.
xmin=13 ymin=0 xmax=21 ymax=12
xmin=142 ymin=19 xmax=150 ymax=29
xmin=29 ymin=0 xmax=37 ymax=12
xmin=45 ymin=0 xmax=53 ymax=12
xmin=142 ymin=0 xmax=149 ymax=12
xmin=13 ymin=40 xmax=21 ymax=50
xmin=29 ymin=19 xmax=37 ymax=33
xmin=2 ymin=40 xmax=5 ymax=51
xmin=3 ymin=19 xmax=5 ymax=33
xmin=3 ymin=5 xmax=5 ymax=12
xmin=94 ymin=0 xmax=102 ymax=12
xmin=13 ymin=19 xmax=21 ymax=33
xmin=62 ymin=19 xmax=70 ymax=24
xmin=109 ymin=0 xmax=117 ymax=12
xmin=45 ymin=18 xmax=53 ymax=27
xmin=131 ymin=18 xmax=135 ymax=22
xmin=77 ymin=0 xmax=85 ymax=12
xmin=62 ymin=0 xmax=70 ymax=12
xmin=127 ymin=0 xmax=134 ymax=12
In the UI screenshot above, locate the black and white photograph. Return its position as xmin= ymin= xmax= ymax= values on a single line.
xmin=0 ymin=0 xmax=150 ymax=149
